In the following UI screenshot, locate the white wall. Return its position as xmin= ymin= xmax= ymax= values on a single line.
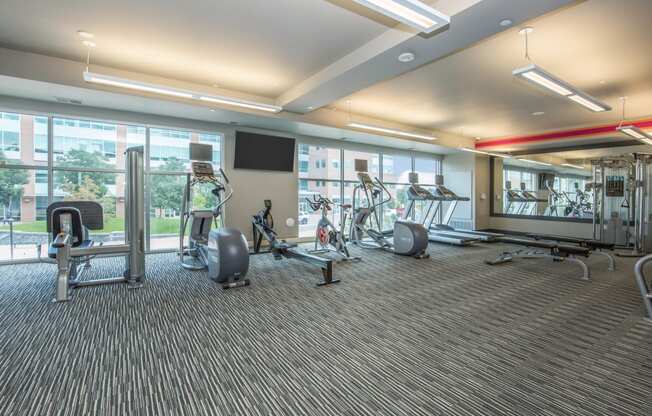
xmin=474 ymin=155 xmax=491 ymax=230
xmin=442 ymin=152 xmax=475 ymax=229
xmin=222 ymin=128 xmax=299 ymax=241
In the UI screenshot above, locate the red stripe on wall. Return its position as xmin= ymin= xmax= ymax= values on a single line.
xmin=476 ymin=118 xmax=652 ymax=149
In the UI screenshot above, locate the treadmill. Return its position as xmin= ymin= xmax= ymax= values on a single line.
xmin=428 ymin=181 xmax=503 ymax=242
xmin=404 ymin=183 xmax=477 ymax=246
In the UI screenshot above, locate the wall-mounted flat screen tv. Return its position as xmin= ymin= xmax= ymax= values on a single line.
xmin=234 ymin=131 xmax=295 ymax=172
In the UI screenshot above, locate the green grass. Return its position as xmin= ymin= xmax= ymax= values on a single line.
xmin=0 ymin=217 xmax=180 ymax=234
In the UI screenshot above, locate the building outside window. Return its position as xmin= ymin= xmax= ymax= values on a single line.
xmin=0 ymin=112 xmax=223 ymax=261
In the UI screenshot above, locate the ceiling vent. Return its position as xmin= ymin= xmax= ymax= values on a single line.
xmin=54 ymin=97 xmax=83 ymax=105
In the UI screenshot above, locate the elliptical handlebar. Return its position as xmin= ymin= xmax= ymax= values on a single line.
xmin=373 ymin=176 xmax=393 ymax=207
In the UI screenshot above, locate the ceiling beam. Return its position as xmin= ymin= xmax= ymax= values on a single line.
xmin=278 ymin=0 xmax=579 ymax=113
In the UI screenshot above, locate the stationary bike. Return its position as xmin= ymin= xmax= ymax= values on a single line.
xmin=306 ymin=195 xmax=360 ymax=262
xmin=179 ymin=144 xmax=249 ymax=288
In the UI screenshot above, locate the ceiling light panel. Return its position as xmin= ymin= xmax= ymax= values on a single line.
xmin=352 ymin=0 xmax=450 ymax=33
xmin=460 ymin=147 xmax=510 ymax=158
xmin=519 ymin=158 xmax=551 ymax=166
xmin=348 ymin=122 xmax=437 ymax=140
xmin=513 ymin=64 xmax=611 ymax=112
xmin=561 ymin=163 xmax=585 ymax=169
xmin=83 ymin=71 xmax=282 ymax=113
xmin=568 ymin=94 xmax=610 ymax=112
xmin=617 ymin=125 xmax=652 ymax=143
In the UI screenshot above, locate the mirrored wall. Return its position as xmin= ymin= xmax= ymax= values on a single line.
xmin=491 ymin=156 xmax=593 ymax=221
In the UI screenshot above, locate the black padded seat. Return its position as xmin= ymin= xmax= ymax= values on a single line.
xmin=526 ymin=234 xmax=615 ymax=250
xmin=556 ymin=244 xmax=590 ymax=257
xmin=497 ymin=236 xmax=557 ymax=249
xmin=581 ymin=241 xmax=615 ymax=250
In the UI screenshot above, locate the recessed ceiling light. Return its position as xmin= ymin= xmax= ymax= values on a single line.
xmin=77 ymin=30 xmax=94 ymax=39
xmin=209 ymin=109 xmax=216 ymax=112
xmin=531 ymin=111 xmax=545 ymax=116
xmin=519 ymin=26 xmax=534 ymax=36
xmin=398 ymin=52 xmax=415 ymax=63
xmin=307 ymin=106 xmax=314 ymax=110
xmin=499 ymin=19 xmax=513 ymax=27
xmin=82 ymin=40 xmax=96 ymax=48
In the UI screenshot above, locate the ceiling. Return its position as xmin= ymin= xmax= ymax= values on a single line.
xmin=0 ymin=0 xmax=648 ymax=155
xmin=538 ymin=145 xmax=652 ymax=162
xmin=0 ymin=0 xmax=387 ymax=97
xmin=335 ymin=0 xmax=652 ymax=139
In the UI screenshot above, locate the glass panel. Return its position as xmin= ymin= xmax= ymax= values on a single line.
xmin=382 ymin=154 xmax=412 ymax=183
xmin=414 ymin=157 xmax=439 ymax=185
xmin=53 ymin=117 xmax=145 ymax=170
xmin=150 ymin=128 xmax=222 ymax=172
xmin=149 ymin=173 xmax=186 ymax=250
xmin=0 ymin=112 xmax=49 ymax=166
xmin=199 ymin=133 xmax=222 ymax=168
xmin=0 ymin=168 xmax=49 ymax=261
xmin=297 ymin=144 xmax=341 ymax=180
xmin=298 ymin=179 xmax=342 ymax=238
xmin=53 ymin=171 xmax=123 ymax=243
xmin=381 ymin=184 xmax=410 ymax=229
xmin=343 ymin=149 xmax=379 ymax=181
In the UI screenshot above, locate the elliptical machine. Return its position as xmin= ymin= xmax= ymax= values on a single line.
xmin=306 ymin=195 xmax=360 ymax=262
xmin=348 ymin=160 xmax=429 ymax=259
xmin=179 ymin=143 xmax=249 ymax=288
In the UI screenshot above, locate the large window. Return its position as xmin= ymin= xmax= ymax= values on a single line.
xmin=297 ymin=144 xmax=441 ymax=237
xmin=297 ymin=144 xmax=342 ymax=238
xmin=0 ymin=112 xmax=223 ymax=261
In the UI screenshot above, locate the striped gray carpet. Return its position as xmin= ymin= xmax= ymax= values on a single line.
xmin=0 ymin=243 xmax=650 ymax=416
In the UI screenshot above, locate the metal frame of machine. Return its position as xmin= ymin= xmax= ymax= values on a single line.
xmin=39 ymin=146 xmax=146 ymax=303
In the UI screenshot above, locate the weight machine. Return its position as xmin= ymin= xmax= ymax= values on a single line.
xmin=39 ymin=146 xmax=145 ymax=303
xmin=592 ymin=154 xmax=652 ymax=256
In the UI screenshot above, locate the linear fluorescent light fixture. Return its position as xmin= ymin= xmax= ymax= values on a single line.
xmin=617 ymin=125 xmax=652 ymax=142
xmin=348 ymin=122 xmax=437 ymax=140
xmin=352 ymin=0 xmax=450 ymax=34
xmin=513 ymin=64 xmax=611 ymax=112
xmin=83 ymin=71 xmax=282 ymax=113
xmin=460 ymin=147 xmax=511 ymax=158
xmin=519 ymin=158 xmax=552 ymax=166
xmin=561 ymin=163 xmax=585 ymax=169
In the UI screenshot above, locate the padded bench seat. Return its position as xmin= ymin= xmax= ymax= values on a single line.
xmin=527 ymin=234 xmax=615 ymax=250
xmin=497 ymin=236 xmax=589 ymax=257
xmin=496 ymin=236 xmax=556 ymax=249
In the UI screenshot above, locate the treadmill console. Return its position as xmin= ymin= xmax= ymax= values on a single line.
xmin=192 ymin=161 xmax=215 ymax=178
xmin=408 ymin=184 xmax=435 ymax=200
xmin=357 ymin=172 xmax=374 ymax=188
xmin=434 ymin=185 xmax=456 ymax=198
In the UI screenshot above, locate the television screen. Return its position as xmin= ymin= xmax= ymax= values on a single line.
xmin=234 ymin=131 xmax=295 ymax=172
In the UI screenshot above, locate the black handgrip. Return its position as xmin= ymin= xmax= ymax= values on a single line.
xmin=219 ymin=168 xmax=229 ymax=184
